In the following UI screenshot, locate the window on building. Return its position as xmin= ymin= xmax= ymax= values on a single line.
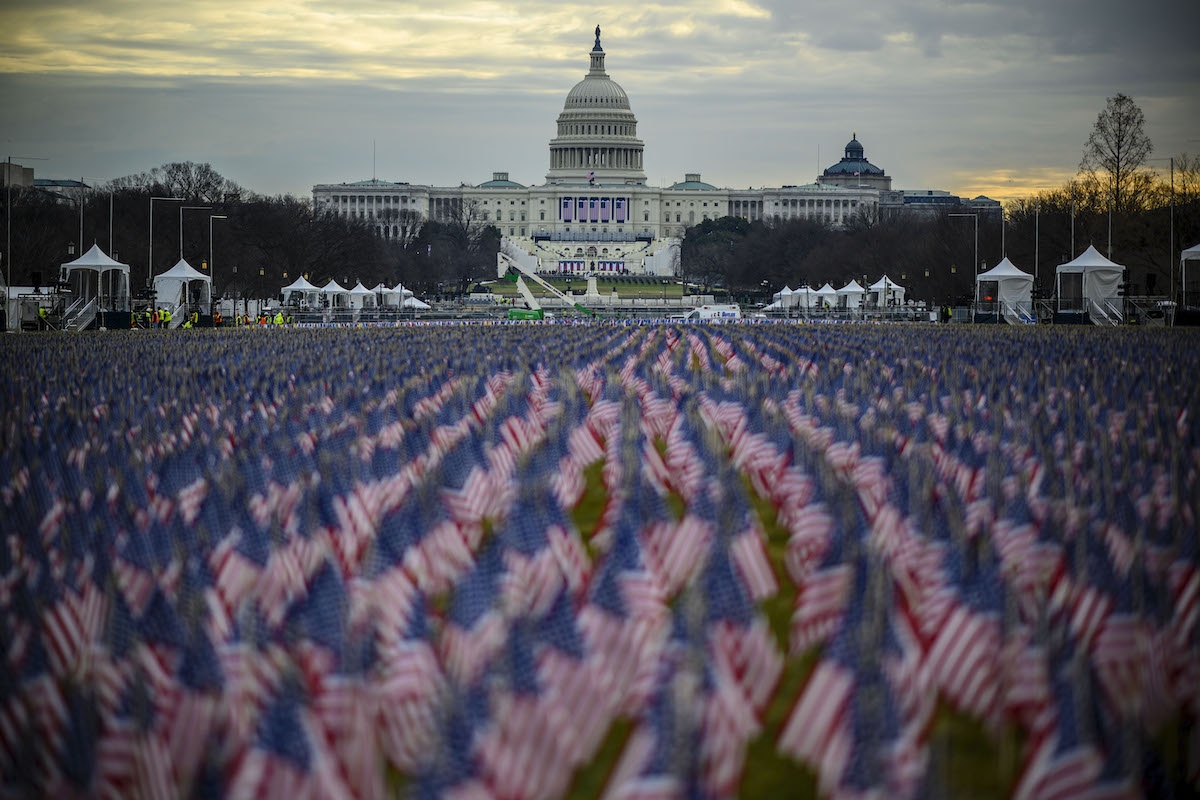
xmin=540 ymin=211 xmax=545 ymax=221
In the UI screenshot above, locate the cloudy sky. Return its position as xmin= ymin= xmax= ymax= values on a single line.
xmin=2 ymin=0 xmax=1197 ymax=202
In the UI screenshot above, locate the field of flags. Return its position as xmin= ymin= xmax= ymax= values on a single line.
xmin=1 ymin=322 xmax=1198 ymax=798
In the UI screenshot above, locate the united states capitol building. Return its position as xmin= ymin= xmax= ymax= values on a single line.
xmin=312 ymin=27 xmax=993 ymax=276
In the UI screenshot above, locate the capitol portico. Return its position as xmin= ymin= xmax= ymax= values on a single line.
xmin=313 ymin=27 xmax=882 ymax=276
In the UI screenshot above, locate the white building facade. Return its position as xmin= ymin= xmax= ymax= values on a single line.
xmin=312 ymin=27 xmax=880 ymax=276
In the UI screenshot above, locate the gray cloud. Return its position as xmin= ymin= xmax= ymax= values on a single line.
xmin=0 ymin=0 xmax=1196 ymax=202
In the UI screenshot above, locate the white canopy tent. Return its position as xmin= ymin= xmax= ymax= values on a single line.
xmin=372 ymin=283 xmax=400 ymax=307
xmin=867 ymin=275 xmax=906 ymax=307
xmin=790 ymin=286 xmax=815 ymax=309
xmin=60 ymin=244 xmax=131 ymax=311
xmin=836 ymin=279 xmax=867 ymax=310
xmin=321 ymin=279 xmax=351 ymax=308
xmin=814 ymin=283 xmax=837 ymax=309
xmin=348 ymin=282 xmax=375 ymax=310
xmin=1055 ymin=245 xmax=1125 ymax=322
xmin=154 ymin=258 xmax=211 ymax=311
xmin=1181 ymin=243 xmax=1200 ymax=311
xmin=976 ymin=257 xmax=1033 ymax=324
xmin=402 ymin=295 xmax=431 ymax=310
xmin=772 ymin=285 xmax=793 ymax=302
xmin=282 ymin=275 xmax=322 ymax=308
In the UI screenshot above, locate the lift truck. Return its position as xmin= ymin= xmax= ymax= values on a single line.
xmin=498 ymin=251 xmax=596 ymax=321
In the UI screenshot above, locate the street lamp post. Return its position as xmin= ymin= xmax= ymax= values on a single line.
xmin=1146 ymin=156 xmax=1176 ymax=301
xmin=179 ymin=206 xmax=212 ymax=260
xmin=209 ymin=214 xmax=228 ymax=308
xmin=949 ymin=212 xmax=979 ymax=313
xmin=149 ymin=196 xmax=183 ymax=285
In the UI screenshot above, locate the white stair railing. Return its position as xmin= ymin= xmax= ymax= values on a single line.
xmin=66 ymin=298 xmax=97 ymax=331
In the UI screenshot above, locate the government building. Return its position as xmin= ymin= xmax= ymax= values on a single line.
xmin=312 ymin=28 xmax=917 ymax=276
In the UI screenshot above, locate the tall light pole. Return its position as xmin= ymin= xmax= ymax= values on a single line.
xmin=149 ymin=196 xmax=183 ymax=284
xmin=1146 ymin=156 xmax=1176 ymax=300
xmin=179 ymin=206 xmax=211 ymax=260
xmin=1034 ymin=200 xmax=1040 ymax=293
xmin=949 ymin=212 xmax=979 ymax=311
xmin=209 ymin=214 xmax=227 ymax=302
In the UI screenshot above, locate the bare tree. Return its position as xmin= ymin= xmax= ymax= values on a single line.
xmin=1079 ymin=93 xmax=1154 ymax=214
xmin=378 ymin=207 xmax=424 ymax=250
xmin=108 ymin=162 xmax=242 ymax=204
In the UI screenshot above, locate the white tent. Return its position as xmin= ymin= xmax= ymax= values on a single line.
xmin=371 ymin=282 xmax=398 ymax=307
xmin=392 ymin=282 xmax=414 ymax=297
xmin=61 ymin=244 xmax=131 ymax=311
xmin=772 ymin=285 xmax=793 ymax=302
xmin=154 ymin=258 xmax=211 ymax=311
xmin=867 ymin=275 xmax=906 ymax=307
xmin=790 ymin=286 xmax=815 ymax=309
xmin=1181 ymin=243 xmax=1200 ymax=311
xmin=321 ymin=279 xmax=350 ymax=308
xmin=813 ymin=283 xmax=837 ymax=310
xmin=836 ymin=279 xmax=867 ymax=309
xmin=976 ymin=257 xmax=1033 ymax=324
xmin=1055 ymin=245 xmax=1124 ymax=321
xmin=282 ymin=275 xmax=322 ymax=308
xmin=348 ymin=281 xmax=375 ymax=310
xmin=402 ymin=295 xmax=431 ymax=310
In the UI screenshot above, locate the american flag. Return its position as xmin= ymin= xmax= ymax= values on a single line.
xmin=2 ymin=323 xmax=1198 ymax=797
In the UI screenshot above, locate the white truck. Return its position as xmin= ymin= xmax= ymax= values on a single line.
xmin=684 ymin=304 xmax=742 ymax=320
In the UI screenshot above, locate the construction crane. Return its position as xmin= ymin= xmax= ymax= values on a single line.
xmin=497 ymin=250 xmax=595 ymax=320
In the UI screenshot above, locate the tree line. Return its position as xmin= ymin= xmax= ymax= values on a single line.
xmin=683 ymin=95 xmax=1198 ymax=304
xmin=1 ymin=161 xmax=498 ymax=301
xmin=3 ymin=96 xmax=1196 ymax=305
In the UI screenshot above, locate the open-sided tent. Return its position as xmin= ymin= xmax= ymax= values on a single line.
xmin=1056 ymin=245 xmax=1125 ymax=321
xmin=868 ymin=275 xmax=906 ymax=307
xmin=1181 ymin=243 xmax=1200 ymax=311
xmin=790 ymin=286 xmax=815 ymax=309
xmin=836 ymin=279 xmax=866 ymax=309
xmin=402 ymin=295 xmax=431 ymax=310
xmin=814 ymin=283 xmax=837 ymax=309
xmin=154 ymin=258 xmax=211 ymax=311
xmin=60 ymin=244 xmax=131 ymax=311
xmin=348 ymin=282 xmax=375 ymax=310
xmin=321 ymin=279 xmax=350 ymax=308
xmin=976 ymin=257 xmax=1033 ymax=323
xmin=282 ymin=275 xmax=322 ymax=309
xmin=371 ymin=283 xmax=399 ymax=307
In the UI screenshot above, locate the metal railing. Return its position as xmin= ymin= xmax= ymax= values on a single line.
xmin=1088 ymin=299 xmax=1121 ymax=326
xmin=65 ymin=298 xmax=96 ymax=332
xmin=62 ymin=295 xmax=86 ymax=319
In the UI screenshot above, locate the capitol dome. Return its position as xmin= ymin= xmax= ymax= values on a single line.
xmin=546 ymin=26 xmax=646 ymax=186
xmin=563 ymin=76 xmax=630 ymax=110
